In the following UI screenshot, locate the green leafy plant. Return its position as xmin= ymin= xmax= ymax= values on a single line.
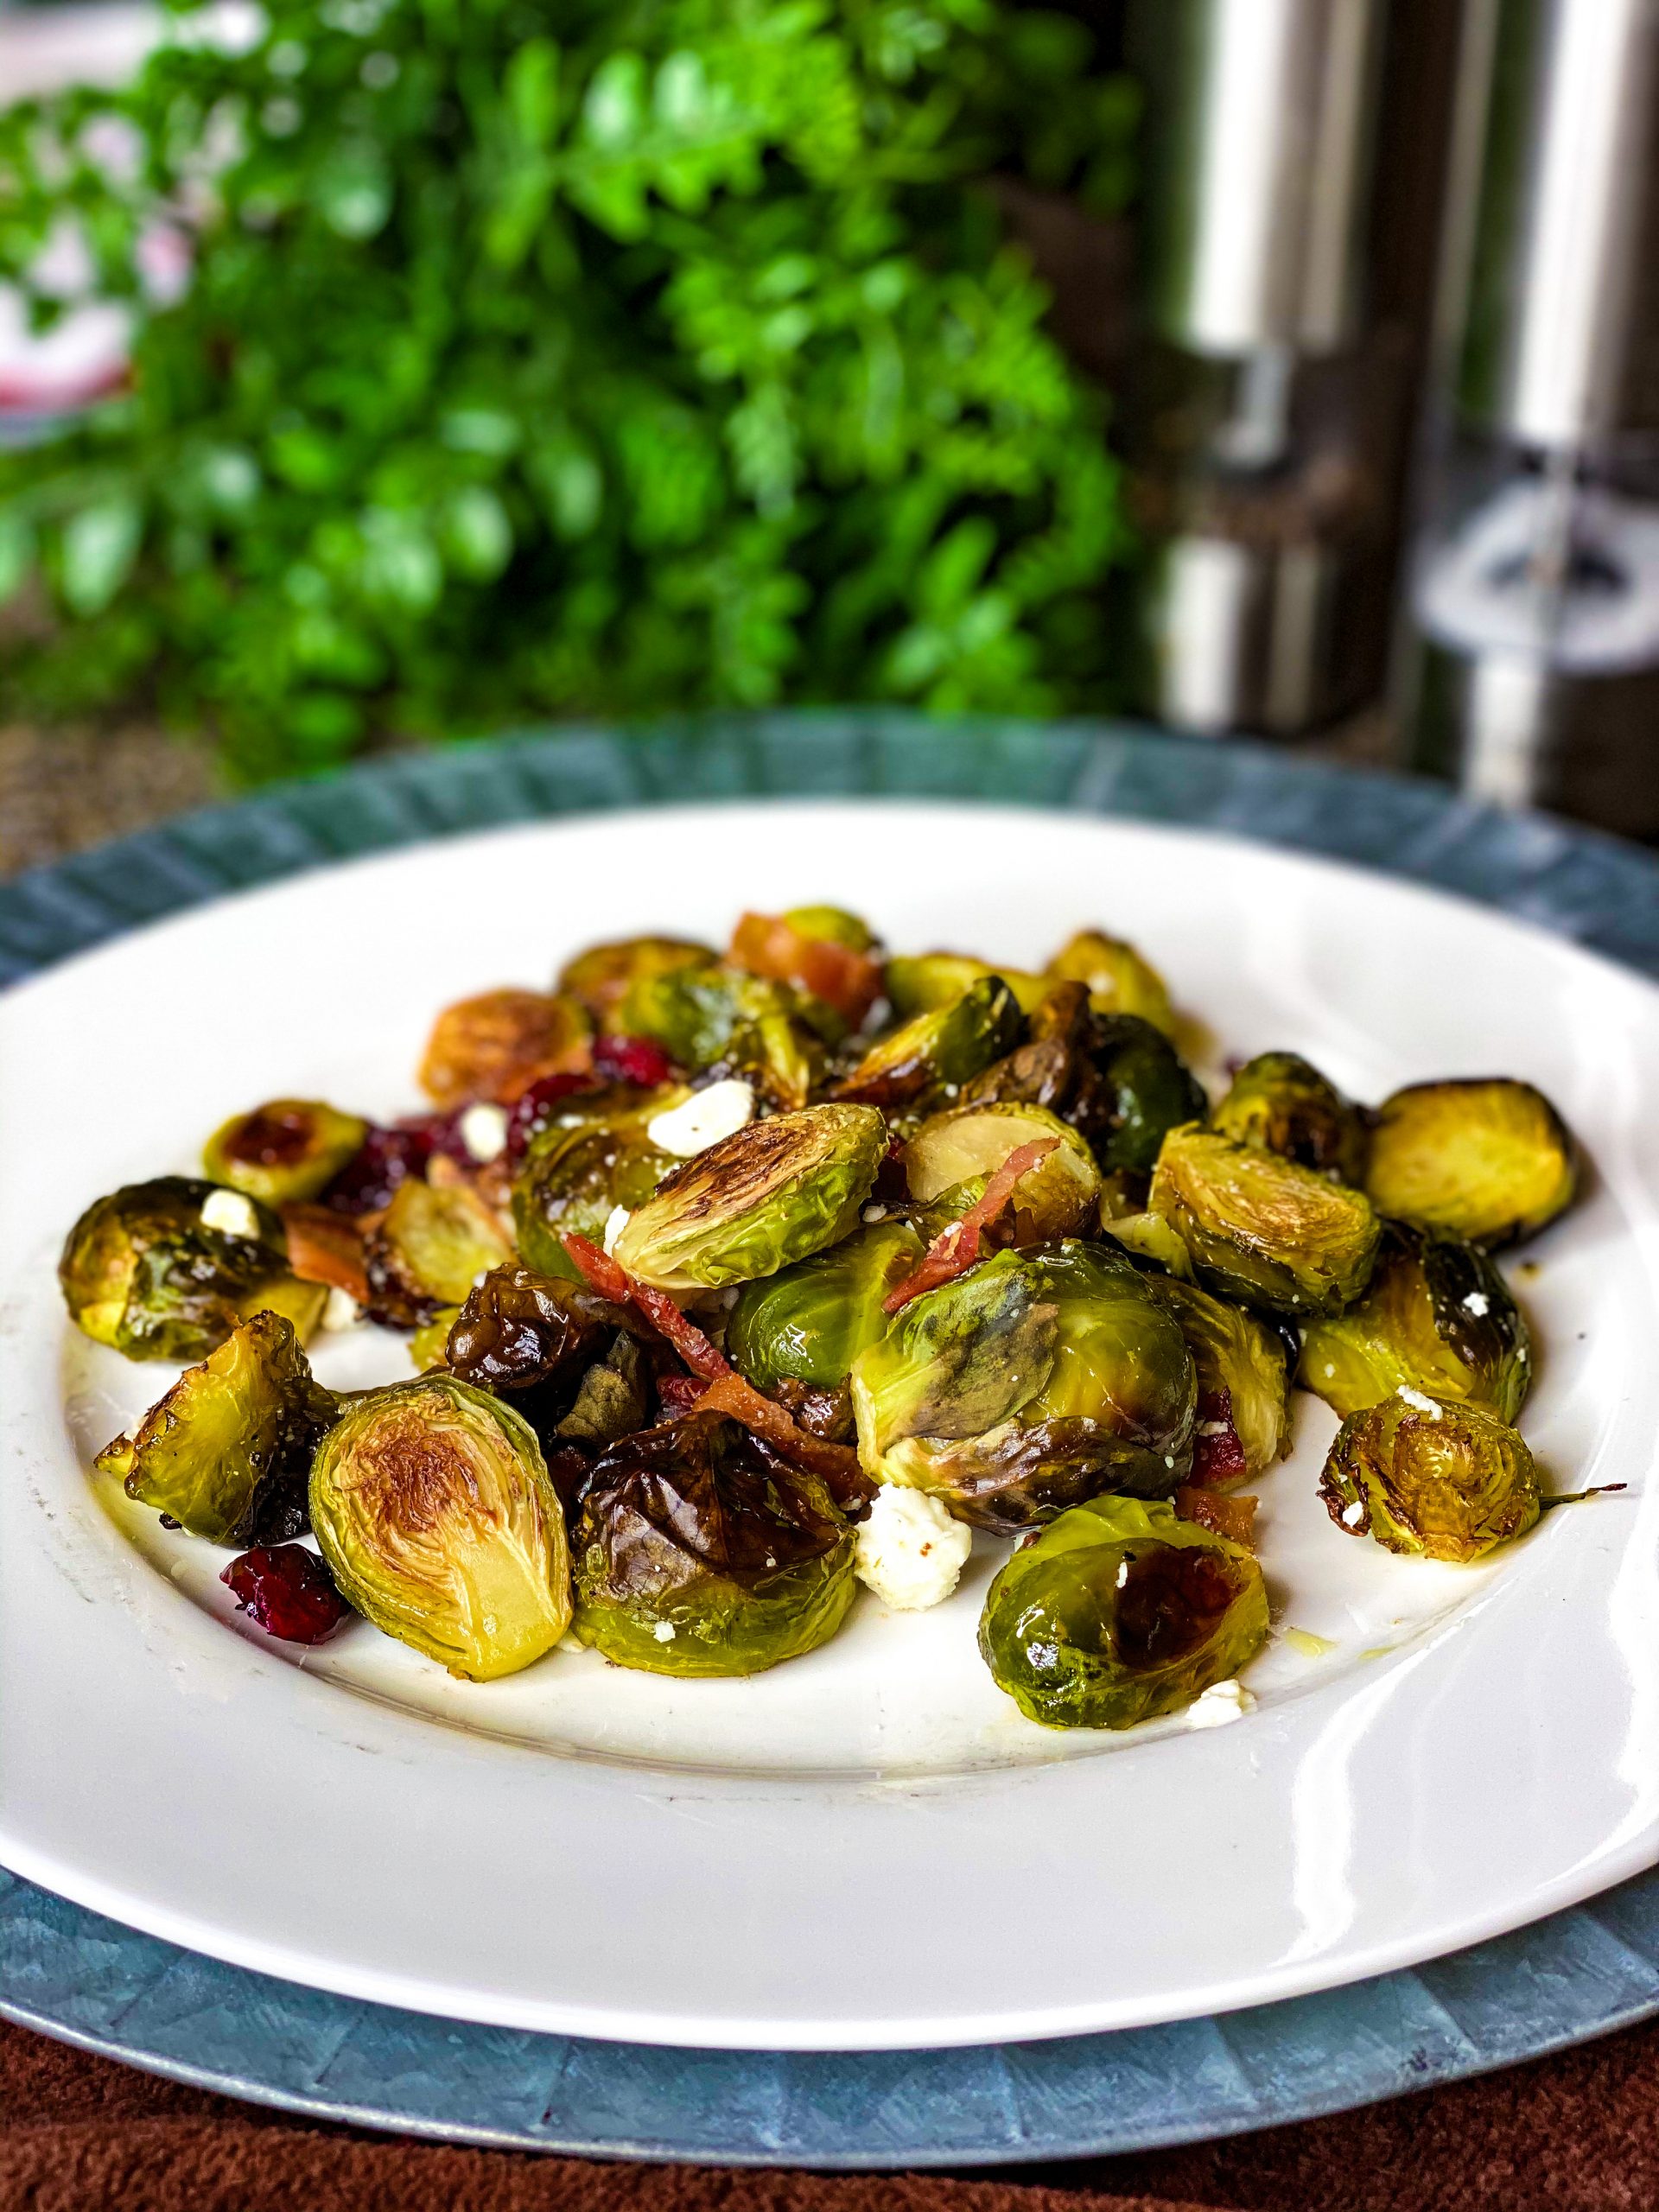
xmin=0 ymin=0 xmax=1135 ymax=780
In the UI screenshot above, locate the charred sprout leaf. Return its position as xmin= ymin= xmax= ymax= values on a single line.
xmin=882 ymin=953 xmax=1049 ymax=1020
xmin=904 ymin=1103 xmax=1100 ymax=1243
xmin=571 ymin=1413 xmax=855 ymax=1675
xmin=363 ymin=1177 xmax=514 ymax=1325
xmin=60 ymin=1176 xmax=323 ymax=1362
xmin=95 ymin=1311 xmax=337 ymax=1544
xmin=1140 ymin=1275 xmax=1291 ymax=1478
xmin=728 ymin=1220 xmax=924 ymax=1392
xmin=1212 ymin=1052 xmax=1370 ymax=1185
xmin=202 ymin=1099 xmax=369 ymax=1209
xmin=1365 ymin=1079 xmax=1578 ymax=1248
xmin=555 ymin=1332 xmax=650 ymax=1450
xmin=511 ymin=1122 xmax=676 ymax=1280
xmin=830 ymin=977 xmax=1021 ymax=1109
xmin=418 ymin=988 xmax=591 ymax=1109
xmin=1149 ymin=1124 xmax=1381 ymax=1319
xmin=1046 ymin=929 xmax=1176 ymax=1034
xmin=309 ymin=1375 xmax=570 ymax=1678
xmin=851 ymin=1241 xmax=1197 ymax=1531
xmin=618 ymin=962 xmax=825 ymax=1105
xmin=613 ymin=1103 xmax=887 ymax=1292
xmin=1319 ymin=1392 xmax=1540 ymax=1562
xmin=1300 ymin=1222 xmax=1532 ymax=1423
xmin=978 ymin=1495 xmax=1268 ymax=1729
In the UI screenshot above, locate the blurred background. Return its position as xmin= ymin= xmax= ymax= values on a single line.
xmin=2 ymin=0 xmax=1656 ymax=868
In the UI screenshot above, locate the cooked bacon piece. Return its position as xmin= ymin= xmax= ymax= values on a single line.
xmin=696 ymin=1374 xmax=873 ymax=1505
xmin=558 ymin=1231 xmax=632 ymax=1306
xmin=1175 ymin=1484 xmax=1258 ymax=1548
xmin=883 ymin=1138 xmax=1061 ymax=1314
xmin=1190 ymin=1388 xmax=1250 ymax=1488
xmin=279 ymin=1204 xmax=369 ymax=1305
xmin=729 ymin=912 xmax=883 ymax=1028
xmin=655 ymin=1371 xmax=709 ymax=1419
xmin=629 ymin=1286 xmax=731 ymax=1382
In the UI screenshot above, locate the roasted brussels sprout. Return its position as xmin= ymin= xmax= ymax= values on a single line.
xmin=96 ymin=1310 xmax=338 ymax=1544
xmin=440 ymin=1262 xmax=646 ymax=1446
xmin=619 ymin=963 xmax=823 ymax=1106
xmin=728 ymin=908 xmax=882 ymax=1028
xmin=1100 ymin=1210 xmax=1194 ymax=1278
xmin=883 ymin=952 xmax=1049 ymax=1020
xmin=1319 ymin=1391 xmax=1540 ymax=1562
xmin=613 ymin=1103 xmax=887 ymax=1292
xmin=60 ymin=1177 xmax=324 ymax=1362
xmin=1211 ymin=1052 xmax=1370 ymax=1185
xmin=1300 ymin=1221 xmax=1531 ymax=1423
xmin=1364 ymin=1078 xmax=1578 ymax=1248
xmin=309 ymin=1375 xmax=571 ymax=1678
xmin=978 ymin=1495 xmax=1268 ymax=1729
xmin=1046 ymin=929 xmax=1176 ymax=1035
xmin=557 ymin=936 xmax=717 ymax=1028
xmin=903 ymin=1103 xmax=1100 ymax=1244
xmin=1082 ymin=1016 xmax=1210 ymax=1178
xmin=554 ymin=1332 xmax=651 ymax=1452
xmin=1140 ymin=1274 xmax=1292 ymax=1478
xmin=202 ymin=1099 xmax=370 ymax=1209
xmin=512 ymin=1121 xmax=675 ymax=1280
xmin=830 ymin=978 xmax=1021 ymax=1109
xmin=363 ymin=1176 xmax=514 ymax=1325
xmin=1149 ymin=1124 xmax=1380 ymax=1319
xmin=850 ymin=1241 xmax=1197 ymax=1530
xmin=728 ymin=1221 xmax=924 ymax=1393
xmin=570 ymin=1412 xmax=855 ymax=1675
xmin=418 ymin=988 xmax=591 ymax=1109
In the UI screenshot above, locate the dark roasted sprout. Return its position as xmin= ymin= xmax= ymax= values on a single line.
xmin=439 ymin=1263 xmax=652 ymax=1462
xmin=903 ymin=1103 xmax=1100 ymax=1244
xmin=202 ymin=1099 xmax=370 ymax=1209
xmin=978 ymin=1495 xmax=1268 ymax=1728
xmin=512 ymin=1119 xmax=677 ymax=1281
xmin=1045 ymin=929 xmax=1176 ymax=1035
xmin=617 ymin=962 xmax=823 ymax=1106
xmin=1300 ymin=1222 xmax=1531 ymax=1423
xmin=363 ymin=1176 xmax=514 ymax=1326
xmin=883 ymin=952 xmax=1049 ymax=1020
xmin=1365 ymin=1079 xmax=1578 ymax=1248
xmin=96 ymin=1311 xmax=338 ymax=1544
xmin=571 ymin=1413 xmax=855 ymax=1675
xmin=557 ymin=935 xmax=717 ymax=1028
xmin=310 ymin=1376 xmax=570 ymax=1678
xmin=60 ymin=1177 xmax=324 ymax=1361
xmin=1149 ymin=1124 xmax=1381 ymax=1319
xmin=728 ymin=1221 xmax=923 ymax=1393
xmin=1211 ymin=1052 xmax=1370 ymax=1185
xmin=851 ymin=1240 xmax=1197 ymax=1530
xmin=1139 ymin=1274 xmax=1292 ymax=1479
xmin=830 ymin=976 xmax=1020 ymax=1110
xmin=1319 ymin=1392 xmax=1540 ymax=1562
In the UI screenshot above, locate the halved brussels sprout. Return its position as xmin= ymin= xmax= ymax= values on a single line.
xmin=1300 ymin=1222 xmax=1531 ymax=1423
xmin=903 ymin=1103 xmax=1100 ymax=1244
xmin=363 ymin=1176 xmax=514 ymax=1325
xmin=570 ymin=1411 xmax=855 ymax=1675
xmin=309 ymin=1375 xmax=570 ymax=1678
xmin=202 ymin=1099 xmax=369 ymax=1209
xmin=95 ymin=1310 xmax=339 ymax=1544
xmin=1046 ymin=929 xmax=1176 ymax=1035
xmin=613 ymin=1103 xmax=887 ymax=1292
xmin=850 ymin=1241 xmax=1197 ymax=1531
xmin=728 ymin=1221 xmax=924 ymax=1393
xmin=511 ymin=1117 xmax=676 ymax=1281
xmin=1140 ymin=1274 xmax=1292 ymax=1478
xmin=1081 ymin=1016 xmax=1210 ymax=1178
xmin=830 ymin=978 xmax=1021 ymax=1110
xmin=60 ymin=1177 xmax=324 ymax=1363
xmin=781 ymin=906 xmax=876 ymax=953
xmin=618 ymin=963 xmax=823 ymax=1105
xmin=1319 ymin=1391 xmax=1539 ymax=1562
xmin=882 ymin=953 xmax=1049 ymax=1020
xmin=557 ymin=936 xmax=717 ymax=1028
xmin=418 ymin=988 xmax=591 ymax=1109
xmin=1211 ymin=1052 xmax=1370 ymax=1185
xmin=728 ymin=909 xmax=882 ymax=1028
xmin=978 ymin=1494 xmax=1268 ymax=1729
xmin=1364 ymin=1079 xmax=1577 ymax=1248
xmin=1149 ymin=1124 xmax=1381 ymax=1318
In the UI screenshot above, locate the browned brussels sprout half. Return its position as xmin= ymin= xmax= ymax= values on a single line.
xmin=202 ymin=1098 xmax=369 ymax=1209
xmin=903 ymin=1103 xmax=1100 ymax=1243
xmin=1140 ymin=1274 xmax=1292 ymax=1478
xmin=1149 ymin=1125 xmax=1380 ymax=1319
xmin=1365 ymin=1079 xmax=1577 ymax=1248
xmin=618 ymin=963 xmax=823 ymax=1105
xmin=1046 ymin=929 xmax=1176 ymax=1034
xmin=830 ymin=977 xmax=1021 ymax=1109
xmin=570 ymin=1412 xmax=855 ymax=1675
xmin=557 ymin=935 xmax=718 ymax=1028
xmin=363 ymin=1176 xmax=514 ymax=1325
xmin=95 ymin=1310 xmax=339 ymax=1545
xmin=512 ymin=1121 xmax=676 ymax=1281
xmin=613 ymin=1103 xmax=887 ymax=1291
xmin=60 ymin=1176 xmax=324 ymax=1363
xmin=1211 ymin=1052 xmax=1370 ymax=1185
xmin=728 ymin=1221 xmax=924 ymax=1393
xmin=978 ymin=1496 xmax=1268 ymax=1729
xmin=1319 ymin=1392 xmax=1540 ymax=1562
xmin=309 ymin=1376 xmax=571 ymax=1678
xmin=883 ymin=952 xmax=1050 ymax=1020
xmin=1300 ymin=1222 xmax=1531 ymax=1423
xmin=850 ymin=1241 xmax=1197 ymax=1531
xmin=441 ymin=1263 xmax=646 ymax=1447
xmin=418 ymin=988 xmax=591 ymax=1109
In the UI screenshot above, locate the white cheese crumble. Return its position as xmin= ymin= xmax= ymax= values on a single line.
xmin=321 ymin=1286 xmax=363 ymax=1332
xmin=200 ymin=1188 xmax=262 ymax=1241
xmin=1186 ymin=1679 xmax=1255 ymax=1730
xmin=652 ymin=1621 xmax=677 ymax=1643
xmin=854 ymin=1486 xmax=972 ymax=1611
xmin=646 ymin=1077 xmax=755 ymax=1157
xmin=1341 ymin=1498 xmax=1366 ymax=1528
xmin=1395 ymin=1385 xmax=1442 ymax=1417
xmin=602 ymin=1205 xmax=631 ymax=1256
xmin=862 ymin=1204 xmax=888 ymax=1224
xmin=458 ymin=1101 xmax=509 ymax=1163
xmin=1462 ymin=1289 xmax=1491 ymax=1317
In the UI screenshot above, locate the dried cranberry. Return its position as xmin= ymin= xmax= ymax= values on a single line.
xmin=505 ymin=1071 xmax=600 ymax=1166
xmin=322 ymin=1123 xmax=433 ymax=1214
xmin=221 ymin=1545 xmax=352 ymax=1644
xmin=592 ymin=1033 xmax=676 ymax=1088
xmin=1192 ymin=1388 xmax=1249 ymax=1487
xmin=655 ymin=1370 xmax=708 ymax=1419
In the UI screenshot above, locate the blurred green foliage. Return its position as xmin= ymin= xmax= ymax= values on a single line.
xmin=0 ymin=0 xmax=1135 ymax=779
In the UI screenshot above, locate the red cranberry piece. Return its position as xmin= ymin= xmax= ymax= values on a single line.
xmin=505 ymin=1071 xmax=601 ymax=1166
xmin=221 ymin=1545 xmax=353 ymax=1644
xmin=322 ymin=1123 xmax=434 ymax=1213
xmin=592 ymin=1033 xmax=676 ymax=1088
xmin=1192 ymin=1388 xmax=1249 ymax=1487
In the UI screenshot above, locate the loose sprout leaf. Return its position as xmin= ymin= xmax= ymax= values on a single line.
xmin=1141 ymin=1274 xmax=1292 ymax=1479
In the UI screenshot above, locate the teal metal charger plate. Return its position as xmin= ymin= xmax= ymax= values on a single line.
xmin=3 ymin=708 xmax=1659 ymax=2164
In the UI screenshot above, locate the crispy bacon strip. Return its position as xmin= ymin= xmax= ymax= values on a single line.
xmin=559 ymin=1231 xmax=632 ymax=1306
xmin=729 ymin=912 xmax=883 ymax=1028
xmin=279 ymin=1204 xmax=370 ymax=1305
xmin=883 ymin=1138 xmax=1061 ymax=1314
xmin=630 ymin=1285 xmax=731 ymax=1382
xmin=1175 ymin=1484 xmax=1258 ymax=1548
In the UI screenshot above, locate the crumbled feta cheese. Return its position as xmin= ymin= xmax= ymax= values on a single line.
xmin=1396 ymin=1385 xmax=1442 ymax=1416
xmin=862 ymin=1204 xmax=888 ymax=1224
xmin=1186 ymin=1678 xmax=1255 ymax=1729
xmin=646 ymin=1078 xmax=755 ymax=1157
xmin=1516 ymin=1344 xmax=1529 ymax=1362
xmin=854 ymin=1486 xmax=972 ymax=1611
xmin=652 ymin=1621 xmax=677 ymax=1643
xmin=458 ymin=1101 xmax=509 ymax=1163
xmin=1341 ymin=1498 xmax=1366 ymax=1528
xmin=321 ymin=1286 xmax=363 ymax=1332
xmin=1462 ymin=1289 xmax=1491 ymax=1317
xmin=602 ymin=1205 xmax=631 ymax=1256
xmin=1197 ymin=1421 xmax=1230 ymax=1438
xmin=200 ymin=1188 xmax=261 ymax=1242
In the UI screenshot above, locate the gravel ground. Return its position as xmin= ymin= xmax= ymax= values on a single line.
xmin=0 ymin=722 xmax=219 ymax=880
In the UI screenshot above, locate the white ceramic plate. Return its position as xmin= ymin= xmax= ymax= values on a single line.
xmin=3 ymin=801 xmax=1656 ymax=2052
